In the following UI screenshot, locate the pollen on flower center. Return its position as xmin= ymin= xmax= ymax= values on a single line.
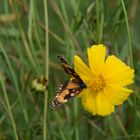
xmin=92 ymin=75 xmax=106 ymax=91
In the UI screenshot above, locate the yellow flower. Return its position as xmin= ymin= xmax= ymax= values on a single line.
xmin=74 ymin=44 xmax=134 ymax=116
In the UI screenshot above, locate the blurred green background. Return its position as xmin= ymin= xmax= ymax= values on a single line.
xmin=0 ymin=0 xmax=140 ymax=140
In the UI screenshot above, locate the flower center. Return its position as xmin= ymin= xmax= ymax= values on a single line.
xmin=92 ymin=75 xmax=106 ymax=91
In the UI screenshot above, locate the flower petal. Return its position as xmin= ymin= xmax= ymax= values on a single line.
xmin=103 ymin=85 xmax=132 ymax=105
xmin=88 ymin=44 xmax=106 ymax=75
xmin=102 ymin=55 xmax=134 ymax=86
xmin=74 ymin=55 xmax=91 ymax=82
xmin=81 ymin=88 xmax=97 ymax=115
xmin=96 ymin=91 xmax=114 ymax=116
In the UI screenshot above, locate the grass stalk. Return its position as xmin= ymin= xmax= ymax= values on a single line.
xmin=0 ymin=44 xmax=28 ymax=123
xmin=95 ymin=0 xmax=104 ymax=43
xmin=60 ymin=0 xmax=69 ymax=23
xmin=74 ymin=99 xmax=80 ymax=140
xmin=120 ymin=0 xmax=136 ymax=139
xmin=12 ymin=0 xmax=39 ymax=75
xmin=43 ymin=0 xmax=49 ymax=140
xmin=28 ymin=0 xmax=41 ymax=73
xmin=50 ymin=0 xmax=80 ymax=49
xmin=115 ymin=115 xmax=130 ymax=140
xmin=0 ymin=98 xmax=19 ymax=125
xmin=95 ymin=0 xmax=100 ymax=43
xmin=0 ymin=73 xmax=19 ymax=140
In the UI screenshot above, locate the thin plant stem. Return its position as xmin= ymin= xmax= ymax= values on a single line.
xmin=12 ymin=0 xmax=39 ymax=75
xmin=95 ymin=1 xmax=104 ymax=43
xmin=95 ymin=0 xmax=100 ymax=43
xmin=60 ymin=0 xmax=69 ymax=23
xmin=120 ymin=1 xmax=134 ymax=66
xmin=120 ymin=0 xmax=136 ymax=140
xmin=28 ymin=0 xmax=40 ymax=73
xmin=0 ymin=73 xmax=19 ymax=140
xmin=43 ymin=0 xmax=49 ymax=140
xmin=115 ymin=115 xmax=130 ymax=140
xmin=74 ymin=99 xmax=79 ymax=140
xmin=0 ymin=44 xmax=29 ymax=124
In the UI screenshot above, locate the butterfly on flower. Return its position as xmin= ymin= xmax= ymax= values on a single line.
xmin=50 ymin=56 xmax=86 ymax=108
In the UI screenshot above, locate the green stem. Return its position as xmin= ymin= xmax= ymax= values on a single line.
xmin=43 ymin=0 xmax=49 ymax=140
xmin=74 ymin=100 xmax=79 ymax=140
xmin=0 ymin=73 xmax=19 ymax=140
xmin=120 ymin=0 xmax=134 ymax=66
xmin=0 ymin=44 xmax=28 ymax=124
xmin=95 ymin=0 xmax=100 ymax=43
xmin=115 ymin=115 xmax=130 ymax=140
xmin=120 ymin=0 xmax=136 ymax=140
xmin=12 ymin=0 xmax=39 ymax=75
xmin=60 ymin=0 xmax=69 ymax=23
xmin=28 ymin=0 xmax=40 ymax=74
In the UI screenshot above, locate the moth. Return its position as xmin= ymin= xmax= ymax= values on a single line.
xmin=50 ymin=56 xmax=86 ymax=108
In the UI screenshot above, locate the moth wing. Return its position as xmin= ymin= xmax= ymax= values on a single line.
xmin=58 ymin=56 xmax=83 ymax=82
xmin=50 ymin=80 xmax=83 ymax=108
